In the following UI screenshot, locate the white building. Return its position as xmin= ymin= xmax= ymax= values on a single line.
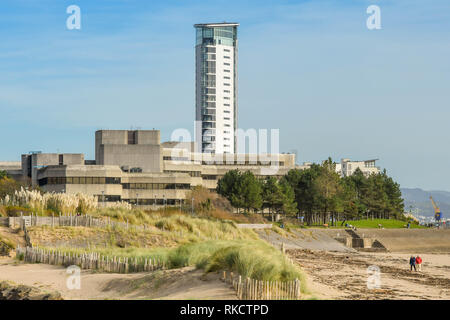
xmin=194 ymin=23 xmax=239 ymax=154
xmin=335 ymin=158 xmax=380 ymax=177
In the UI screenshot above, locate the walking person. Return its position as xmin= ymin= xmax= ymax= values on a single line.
xmin=416 ymin=255 xmax=422 ymax=271
xmin=409 ymin=256 xmax=416 ymax=271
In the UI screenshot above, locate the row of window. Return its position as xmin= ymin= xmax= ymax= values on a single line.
xmin=126 ymin=198 xmax=182 ymax=205
xmin=123 ymin=183 xmax=191 ymax=190
xmin=200 ymin=161 xmax=285 ymax=166
xmin=97 ymin=195 xmax=121 ymax=202
xmin=202 ymin=175 xmax=218 ymax=180
xmin=164 ymin=170 xmax=201 ymax=177
xmin=163 ymin=156 xmax=189 ymax=161
xmin=39 ymin=177 xmax=121 ymax=186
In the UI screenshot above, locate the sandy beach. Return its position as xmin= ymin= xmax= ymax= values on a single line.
xmin=291 ymin=249 xmax=450 ymax=300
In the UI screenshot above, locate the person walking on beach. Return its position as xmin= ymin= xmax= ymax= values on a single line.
xmin=409 ymin=256 xmax=416 ymax=271
xmin=416 ymin=255 xmax=422 ymax=271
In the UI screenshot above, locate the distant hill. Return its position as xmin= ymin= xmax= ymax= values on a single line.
xmin=401 ymin=188 xmax=450 ymax=218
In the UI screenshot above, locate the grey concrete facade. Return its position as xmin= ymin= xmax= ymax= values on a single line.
xmin=9 ymin=130 xmax=298 ymax=207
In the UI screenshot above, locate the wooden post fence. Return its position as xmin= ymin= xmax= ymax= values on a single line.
xmin=15 ymin=245 xmax=166 ymax=274
xmin=222 ymin=270 xmax=300 ymax=300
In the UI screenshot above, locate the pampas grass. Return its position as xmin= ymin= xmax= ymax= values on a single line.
xmin=0 ymin=187 xmax=131 ymax=214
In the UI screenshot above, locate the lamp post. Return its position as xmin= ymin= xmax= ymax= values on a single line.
xmin=191 ymin=197 xmax=194 ymax=216
xmin=136 ymin=192 xmax=139 ymax=207
xmin=154 ymin=195 xmax=156 ymax=211
xmin=101 ymin=190 xmax=105 ymax=208
xmin=163 ymin=195 xmax=166 ymax=213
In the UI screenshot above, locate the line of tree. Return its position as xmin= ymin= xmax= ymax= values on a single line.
xmin=216 ymin=158 xmax=404 ymax=225
xmin=216 ymin=170 xmax=298 ymax=219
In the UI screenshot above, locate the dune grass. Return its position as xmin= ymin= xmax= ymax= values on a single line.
xmin=35 ymin=239 xmax=305 ymax=283
xmin=21 ymin=208 xmax=308 ymax=293
xmin=28 ymin=213 xmax=259 ymax=249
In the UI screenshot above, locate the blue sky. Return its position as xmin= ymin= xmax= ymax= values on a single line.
xmin=0 ymin=0 xmax=449 ymax=191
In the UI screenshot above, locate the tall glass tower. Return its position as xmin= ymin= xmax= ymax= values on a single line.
xmin=194 ymin=23 xmax=238 ymax=154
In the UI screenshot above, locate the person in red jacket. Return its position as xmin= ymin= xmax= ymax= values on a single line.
xmin=416 ymin=255 xmax=423 ymax=271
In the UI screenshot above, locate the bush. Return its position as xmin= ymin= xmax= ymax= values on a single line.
xmin=4 ymin=206 xmax=33 ymax=217
xmin=0 ymin=235 xmax=15 ymax=256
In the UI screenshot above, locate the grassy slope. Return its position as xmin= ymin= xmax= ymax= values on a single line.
xmin=314 ymin=219 xmax=427 ymax=229
xmin=28 ymin=213 xmax=259 ymax=248
xmin=26 ymin=212 xmax=306 ymax=288
xmin=36 ymin=240 xmax=305 ymax=284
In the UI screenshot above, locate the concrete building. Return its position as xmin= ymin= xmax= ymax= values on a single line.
xmin=10 ymin=130 xmax=297 ymax=207
xmin=0 ymin=161 xmax=23 ymax=181
xmin=335 ymin=158 xmax=380 ymax=177
xmin=194 ymin=23 xmax=239 ymax=154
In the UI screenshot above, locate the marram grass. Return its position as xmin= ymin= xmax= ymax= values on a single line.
xmin=36 ymin=239 xmax=305 ymax=285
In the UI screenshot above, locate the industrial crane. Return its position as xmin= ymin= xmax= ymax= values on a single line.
xmin=430 ymin=196 xmax=442 ymax=221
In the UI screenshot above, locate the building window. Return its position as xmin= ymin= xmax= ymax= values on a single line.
xmin=224 ymin=83 xmax=230 ymax=86
xmin=224 ymin=76 xmax=230 ymax=79
xmin=224 ymin=69 xmax=230 ymax=73
xmin=128 ymin=131 xmax=137 ymax=144
xmin=202 ymin=175 xmax=217 ymax=180
xmin=224 ymin=117 xmax=230 ymax=120
xmin=38 ymin=176 xmax=120 ymax=185
xmin=122 ymin=183 xmax=190 ymax=190
xmin=224 ymin=56 xmax=230 ymax=59
xmin=224 ymin=110 xmax=230 ymax=113
xmin=163 ymin=156 xmax=189 ymax=161
xmin=224 ymin=62 xmax=230 ymax=66
xmin=224 ymin=49 xmax=230 ymax=52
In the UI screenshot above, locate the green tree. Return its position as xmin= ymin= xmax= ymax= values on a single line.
xmin=262 ymin=177 xmax=283 ymax=219
xmin=0 ymin=176 xmax=22 ymax=199
xmin=0 ymin=170 xmax=8 ymax=179
xmin=313 ymin=158 xmax=342 ymax=225
xmin=279 ymin=179 xmax=298 ymax=217
xmin=217 ymin=170 xmax=263 ymax=214
xmin=381 ymin=169 xmax=404 ymax=219
xmin=216 ymin=169 xmax=241 ymax=200
xmin=237 ymin=171 xmax=263 ymax=213
xmin=283 ymin=164 xmax=322 ymax=225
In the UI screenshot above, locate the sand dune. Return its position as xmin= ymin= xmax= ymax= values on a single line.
xmin=0 ymin=257 xmax=236 ymax=300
